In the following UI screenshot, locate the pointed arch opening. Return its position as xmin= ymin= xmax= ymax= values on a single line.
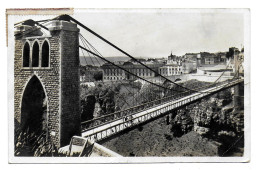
xmin=41 ymin=41 xmax=49 ymax=67
xmin=23 ymin=42 xmax=30 ymax=67
xmin=32 ymin=42 xmax=39 ymax=67
xmin=21 ymin=75 xmax=47 ymax=135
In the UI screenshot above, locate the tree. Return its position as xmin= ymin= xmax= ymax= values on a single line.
xmin=93 ymin=71 xmax=103 ymax=81
xmin=81 ymin=95 xmax=96 ymax=122
xmin=79 ymin=65 xmax=86 ymax=76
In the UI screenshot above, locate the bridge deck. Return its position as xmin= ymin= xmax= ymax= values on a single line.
xmin=82 ymin=79 xmax=243 ymax=142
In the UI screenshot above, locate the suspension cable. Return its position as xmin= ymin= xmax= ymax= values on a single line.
xmin=79 ymin=36 xmax=133 ymax=109
xmin=79 ymin=33 xmax=193 ymax=94
xmin=80 ymin=34 xmax=152 ymax=109
xmin=79 ymin=45 xmax=190 ymax=94
xmin=79 ymin=33 xmax=150 ymax=103
xmin=52 ymin=14 xmax=238 ymax=94
xmin=79 ymin=34 xmax=143 ymax=103
xmin=53 ymin=14 xmax=209 ymax=93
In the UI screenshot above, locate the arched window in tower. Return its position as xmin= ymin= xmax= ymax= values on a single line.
xmin=32 ymin=42 xmax=39 ymax=67
xmin=23 ymin=42 xmax=30 ymax=67
xmin=41 ymin=41 xmax=49 ymax=67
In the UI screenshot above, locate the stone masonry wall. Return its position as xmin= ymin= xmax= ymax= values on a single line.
xmin=15 ymin=21 xmax=81 ymax=148
xmin=14 ymin=34 xmax=61 ymax=147
xmin=60 ymin=30 xmax=81 ymax=147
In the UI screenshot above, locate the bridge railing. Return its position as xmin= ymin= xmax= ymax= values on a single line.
xmin=81 ymin=79 xmax=237 ymax=132
xmin=81 ymin=94 xmax=177 ymax=132
xmin=81 ymin=90 xmax=194 ymax=132
xmin=84 ymin=79 xmax=241 ymax=141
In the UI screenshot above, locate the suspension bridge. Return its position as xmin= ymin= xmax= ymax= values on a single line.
xmin=56 ymin=14 xmax=243 ymax=142
xmin=15 ymin=14 xmax=244 ymax=154
xmin=81 ymin=79 xmax=243 ymax=142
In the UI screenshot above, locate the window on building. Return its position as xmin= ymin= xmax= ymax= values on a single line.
xmin=41 ymin=41 xmax=49 ymax=67
xmin=23 ymin=42 xmax=30 ymax=67
xmin=32 ymin=42 xmax=39 ymax=67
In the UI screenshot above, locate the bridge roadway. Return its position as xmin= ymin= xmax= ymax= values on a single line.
xmin=82 ymin=79 xmax=243 ymax=142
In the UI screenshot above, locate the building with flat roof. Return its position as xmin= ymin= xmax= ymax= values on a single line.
xmin=101 ymin=60 xmax=164 ymax=81
xmin=159 ymin=63 xmax=182 ymax=76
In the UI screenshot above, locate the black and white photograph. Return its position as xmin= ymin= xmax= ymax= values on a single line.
xmin=6 ymin=8 xmax=250 ymax=163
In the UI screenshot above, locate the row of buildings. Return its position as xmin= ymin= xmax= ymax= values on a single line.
xmin=80 ymin=47 xmax=244 ymax=82
xmin=101 ymin=61 xmax=164 ymax=81
xmin=100 ymin=52 xmax=198 ymax=81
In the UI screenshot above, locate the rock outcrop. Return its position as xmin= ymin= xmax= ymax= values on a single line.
xmin=171 ymin=88 xmax=244 ymax=139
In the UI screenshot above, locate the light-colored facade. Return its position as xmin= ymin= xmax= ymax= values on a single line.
xmin=162 ymin=52 xmax=183 ymax=76
xmin=159 ymin=63 xmax=182 ymax=76
xmin=101 ymin=61 xmax=163 ymax=81
xmin=102 ymin=65 xmax=126 ymax=81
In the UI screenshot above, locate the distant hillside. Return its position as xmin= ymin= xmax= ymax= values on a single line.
xmin=80 ymin=56 xmax=130 ymax=66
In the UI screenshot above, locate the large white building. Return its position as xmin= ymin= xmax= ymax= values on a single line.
xmin=102 ymin=62 xmax=126 ymax=81
xmin=101 ymin=61 xmax=164 ymax=81
xmin=159 ymin=60 xmax=182 ymax=76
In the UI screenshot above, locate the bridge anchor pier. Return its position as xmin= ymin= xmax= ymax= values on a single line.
xmin=233 ymin=82 xmax=244 ymax=110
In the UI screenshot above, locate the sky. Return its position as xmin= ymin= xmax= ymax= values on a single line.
xmin=8 ymin=9 xmax=246 ymax=58
xmin=74 ymin=9 xmax=245 ymax=58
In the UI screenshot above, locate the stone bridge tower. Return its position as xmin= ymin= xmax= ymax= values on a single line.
xmin=14 ymin=19 xmax=81 ymax=147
